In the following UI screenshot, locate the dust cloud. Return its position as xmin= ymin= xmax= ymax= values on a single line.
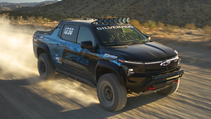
xmin=0 ymin=17 xmax=38 ymax=76
xmin=0 ymin=17 xmax=98 ymax=105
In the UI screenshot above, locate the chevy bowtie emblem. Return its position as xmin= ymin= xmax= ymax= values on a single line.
xmin=160 ymin=60 xmax=171 ymax=66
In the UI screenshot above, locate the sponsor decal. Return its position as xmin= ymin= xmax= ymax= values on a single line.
xmin=103 ymin=53 xmax=118 ymax=59
xmin=63 ymin=27 xmax=74 ymax=35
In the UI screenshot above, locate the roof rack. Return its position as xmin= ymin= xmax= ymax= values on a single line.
xmin=92 ymin=17 xmax=130 ymax=25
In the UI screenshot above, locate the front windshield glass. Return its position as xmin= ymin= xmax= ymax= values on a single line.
xmin=95 ymin=25 xmax=148 ymax=46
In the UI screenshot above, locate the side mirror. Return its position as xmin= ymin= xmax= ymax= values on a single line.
xmin=145 ymin=35 xmax=151 ymax=40
xmin=80 ymin=41 xmax=93 ymax=49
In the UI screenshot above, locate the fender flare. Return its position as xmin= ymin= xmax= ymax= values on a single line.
xmin=36 ymin=43 xmax=55 ymax=68
xmin=95 ymin=60 xmax=126 ymax=86
xmin=36 ymin=43 xmax=51 ymax=58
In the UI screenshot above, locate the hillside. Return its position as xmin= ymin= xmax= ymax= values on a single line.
xmin=0 ymin=4 xmax=26 ymax=11
xmin=2 ymin=0 xmax=211 ymax=27
xmin=0 ymin=1 xmax=58 ymax=11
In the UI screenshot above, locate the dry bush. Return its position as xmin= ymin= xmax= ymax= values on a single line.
xmin=130 ymin=19 xmax=142 ymax=31
xmin=43 ymin=18 xmax=51 ymax=23
xmin=202 ymin=25 xmax=211 ymax=35
xmin=171 ymin=25 xmax=180 ymax=29
xmin=157 ymin=21 xmax=165 ymax=28
xmin=35 ymin=16 xmax=43 ymax=25
xmin=0 ymin=13 xmax=10 ymax=19
xmin=143 ymin=22 xmax=148 ymax=28
xmin=106 ymin=16 xmax=113 ymax=19
xmin=185 ymin=23 xmax=196 ymax=30
xmin=17 ymin=16 xmax=25 ymax=24
xmin=148 ymin=20 xmax=156 ymax=30
xmin=27 ymin=16 xmax=35 ymax=24
xmin=164 ymin=24 xmax=174 ymax=33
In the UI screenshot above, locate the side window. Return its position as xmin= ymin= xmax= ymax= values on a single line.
xmin=61 ymin=24 xmax=79 ymax=42
xmin=77 ymin=26 xmax=95 ymax=45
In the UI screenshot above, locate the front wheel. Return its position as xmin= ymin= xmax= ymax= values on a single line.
xmin=157 ymin=79 xmax=180 ymax=95
xmin=97 ymin=73 xmax=127 ymax=112
xmin=38 ymin=53 xmax=55 ymax=80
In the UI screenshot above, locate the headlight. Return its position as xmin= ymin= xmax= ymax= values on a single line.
xmin=128 ymin=68 xmax=134 ymax=75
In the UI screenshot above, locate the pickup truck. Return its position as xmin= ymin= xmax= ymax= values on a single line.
xmin=33 ymin=18 xmax=184 ymax=111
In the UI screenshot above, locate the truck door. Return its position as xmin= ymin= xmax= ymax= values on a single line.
xmin=58 ymin=24 xmax=83 ymax=75
xmin=75 ymin=26 xmax=99 ymax=81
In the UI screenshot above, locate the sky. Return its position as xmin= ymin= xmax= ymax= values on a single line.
xmin=0 ymin=0 xmax=61 ymax=3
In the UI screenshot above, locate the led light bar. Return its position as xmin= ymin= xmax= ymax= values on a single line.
xmin=96 ymin=17 xmax=130 ymax=24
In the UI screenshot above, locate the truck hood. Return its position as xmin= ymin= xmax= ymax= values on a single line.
xmin=101 ymin=42 xmax=177 ymax=62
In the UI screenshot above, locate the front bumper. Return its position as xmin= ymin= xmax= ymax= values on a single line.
xmin=126 ymin=69 xmax=184 ymax=93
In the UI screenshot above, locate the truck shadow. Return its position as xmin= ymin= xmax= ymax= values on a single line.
xmin=60 ymin=92 xmax=166 ymax=118
xmin=0 ymin=76 xmax=166 ymax=119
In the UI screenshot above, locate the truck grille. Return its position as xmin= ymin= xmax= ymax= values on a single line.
xmin=145 ymin=61 xmax=178 ymax=73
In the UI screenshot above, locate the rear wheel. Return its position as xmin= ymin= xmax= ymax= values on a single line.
xmin=97 ymin=73 xmax=127 ymax=111
xmin=157 ymin=79 xmax=180 ymax=95
xmin=38 ymin=53 xmax=55 ymax=80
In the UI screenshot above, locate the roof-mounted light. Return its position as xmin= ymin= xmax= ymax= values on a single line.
xmin=113 ymin=18 xmax=117 ymax=24
xmin=122 ymin=18 xmax=126 ymax=23
xmin=98 ymin=18 xmax=103 ymax=24
xmin=117 ymin=18 xmax=122 ymax=23
xmin=103 ymin=18 xmax=108 ymax=24
xmin=95 ymin=17 xmax=130 ymax=24
xmin=126 ymin=17 xmax=130 ymax=23
xmin=108 ymin=18 xmax=113 ymax=24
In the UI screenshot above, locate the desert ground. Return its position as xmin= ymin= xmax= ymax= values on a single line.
xmin=0 ymin=21 xmax=211 ymax=119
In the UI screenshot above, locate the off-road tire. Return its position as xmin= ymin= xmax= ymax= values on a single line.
xmin=97 ymin=73 xmax=127 ymax=112
xmin=157 ymin=79 xmax=180 ymax=95
xmin=38 ymin=53 xmax=55 ymax=80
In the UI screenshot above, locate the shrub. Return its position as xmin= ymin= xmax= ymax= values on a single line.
xmin=148 ymin=20 xmax=156 ymax=30
xmin=157 ymin=21 xmax=165 ymax=28
xmin=185 ymin=23 xmax=196 ymax=30
xmin=17 ymin=16 xmax=24 ymax=23
xmin=202 ymin=25 xmax=211 ymax=35
xmin=164 ymin=24 xmax=174 ymax=33
xmin=27 ymin=16 xmax=35 ymax=24
xmin=35 ymin=16 xmax=43 ymax=25
xmin=130 ymin=19 xmax=142 ymax=31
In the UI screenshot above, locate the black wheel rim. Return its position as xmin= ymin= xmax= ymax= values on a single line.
xmin=103 ymin=85 xmax=113 ymax=103
xmin=40 ymin=60 xmax=46 ymax=75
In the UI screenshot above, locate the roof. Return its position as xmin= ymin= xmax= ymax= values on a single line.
xmin=62 ymin=19 xmax=95 ymax=25
xmin=56 ymin=19 xmax=131 ymax=28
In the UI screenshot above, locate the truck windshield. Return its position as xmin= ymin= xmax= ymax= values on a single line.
xmin=95 ymin=25 xmax=149 ymax=46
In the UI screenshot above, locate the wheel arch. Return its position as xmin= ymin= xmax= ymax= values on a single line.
xmin=37 ymin=43 xmax=55 ymax=68
xmin=95 ymin=60 xmax=126 ymax=86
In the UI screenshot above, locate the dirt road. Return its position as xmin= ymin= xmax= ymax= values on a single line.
xmin=0 ymin=23 xmax=211 ymax=119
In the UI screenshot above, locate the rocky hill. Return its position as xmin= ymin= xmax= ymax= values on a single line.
xmin=3 ymin=0 xmax=211 ymax=27
xmin=0 ymin=1 xmax=58 ymax=11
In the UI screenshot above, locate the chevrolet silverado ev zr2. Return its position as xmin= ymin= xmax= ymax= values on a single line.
xmin=33 ymin=17 xmax=184 ymax=111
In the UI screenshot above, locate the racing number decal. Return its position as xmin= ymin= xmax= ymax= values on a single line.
xmin=63 ymin=27 xmax=74 ymax=35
